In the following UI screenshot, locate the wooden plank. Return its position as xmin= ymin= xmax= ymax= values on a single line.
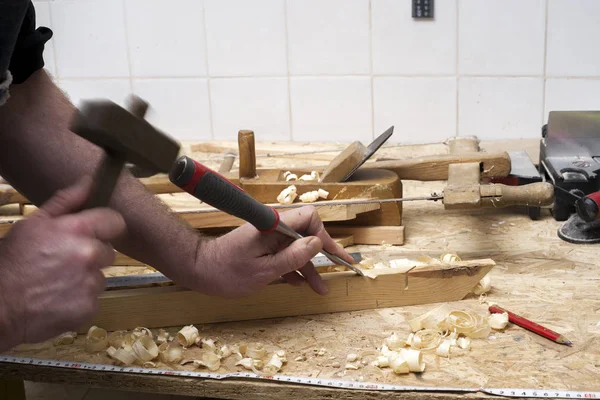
xmin=0 ymin=364 xmax=477 ymax=400
xmin=326 ymin=225 xmax=404 ymax=245
xmin=0 ymin=202 xmax=381 ymax=239
xmin=0 ymin=379 xmax=25 ymax=400
xmin=367 ymin=151 xmax=511 ymax=181
xmin=86 ymin=259 xmax=494 ymax=332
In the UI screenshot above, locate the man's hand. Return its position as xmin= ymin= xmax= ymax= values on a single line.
xmin=0 ymin=177 xmax=125 ymax=350
xmin=190 ymin=206 xmax=355 ymax=298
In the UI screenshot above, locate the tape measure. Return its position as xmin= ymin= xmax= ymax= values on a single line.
xmin=106 ymin=252 xmax=363 ymax=289
xmin=1 ymin=355 xmax=596 ymax=399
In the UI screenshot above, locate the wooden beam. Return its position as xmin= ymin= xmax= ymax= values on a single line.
xmin=0 ymin=379 xmax=25 ymax=400
xmin=366 ymin=151 xmax=511 ymax=181
xmin=86 ymin=259 xmax=494 ymax=332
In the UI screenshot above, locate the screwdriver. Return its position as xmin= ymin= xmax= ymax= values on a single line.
xmin=169 ymin=156 xmax=364 ymax=276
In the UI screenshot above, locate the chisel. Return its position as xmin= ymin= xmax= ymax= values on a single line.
xmin=169 ymin=156 xmax=364 ymax=276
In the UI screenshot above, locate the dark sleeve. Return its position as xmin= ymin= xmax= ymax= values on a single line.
xmin=0 ymin=0 xmax=29 ymax=81
xmin=8 ymin=1 xmax=53 ymax=84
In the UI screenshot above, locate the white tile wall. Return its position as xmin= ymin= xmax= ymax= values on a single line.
xmin=132 ymin=79 xmax=211 ymax=141
xmin=50 ymin=0 xmax=130 ymax=78
xmin=29 ymin=0 xmax=600 ymax=143
xmin=459 ymin=78 xmax=544 ymax=140
xmin=287 ymin=0 xmax=370 ymax=75
xmin=210 ymin=78 xmax=290 ymax=141
xmin=371 ymin=0 xmax=457 ymax=75
xmin=290 ymin=77 xmax=372 ymax=142
xmin=125 ymin=0 xmax=207 ymax=77
xmin=374 ymin=77 xmax=457 ymax=144
xmin=545 ymin=79 xmax=600 ymax=119
xmin=458 ymin=0 xmax=545 ymax=75
xmin=547 ymin=0 xmax=600 ymax=77
xmin=204 ymin=0 xmax=287 ymax=77
xmin=59 ymin=79 xmax=131 ymax=108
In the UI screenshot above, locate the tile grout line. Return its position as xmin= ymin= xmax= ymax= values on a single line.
xmin=120 ymin=0 xmax=134 ymax=94
xmin=53 ymin=74 xmax=600 ymax=81
xmin=283 ymin=0 xmax=294 ymax=141
xmin=369 ymin=0 xmax=375 ymax=141
xmin=541 ymin=0 xmax=549 ymax=124
xmin=201 ymin=0 xmax=215 ymax=140
xmin=455 ymin=0 xmax=460 ymax=138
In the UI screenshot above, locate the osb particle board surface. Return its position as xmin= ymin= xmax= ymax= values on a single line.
xmin=3 ymin=139 xmax=600 ymax=396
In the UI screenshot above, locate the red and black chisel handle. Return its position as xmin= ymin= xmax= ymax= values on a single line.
xmin=169 ymin=155 xmax=280 ymax=232
xmin=169 ymin=156 xmax=363 ymax=276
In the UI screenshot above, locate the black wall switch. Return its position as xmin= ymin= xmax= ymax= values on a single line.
xmin=412 ymin=0 xmax=434 ymax=19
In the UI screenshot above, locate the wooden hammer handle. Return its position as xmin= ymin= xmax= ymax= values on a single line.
xmin=83 ymin=151 xmax=126 ymax=209
xmin=480 ymin=182 xmax=554 ymax=208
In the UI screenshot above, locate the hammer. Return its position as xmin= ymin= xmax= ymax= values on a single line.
xmin=69 ymin=95 xmax=180 ymax=209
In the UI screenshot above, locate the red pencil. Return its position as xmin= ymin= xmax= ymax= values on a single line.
xmin=489 ymin=305 xmax=572 ymax=346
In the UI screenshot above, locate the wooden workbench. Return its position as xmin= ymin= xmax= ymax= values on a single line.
xmin=1 ymin=139 xmax=599 ymax=399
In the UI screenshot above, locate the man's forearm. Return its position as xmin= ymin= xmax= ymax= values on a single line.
xmin=0 ymin=70 xmax=203 ymax=284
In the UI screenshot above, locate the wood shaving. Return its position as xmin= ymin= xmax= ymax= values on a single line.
xmin=85 ymin=326 xmax=108 ymax=353
xmin=277 ymin=185 xmax=297 ymax=205
xmin=299 ymin=191 xmax=320 ymax=203
xmin=177 ymin=325 xmax=199 ymax=347
xmin=346 ymin=353 xmax=358 ymax=362
xmin=408 ymin=304 xmax=451 ymax=332
xmin=132 ymin=335 xmax=159 ymax=362
xmin=158 ymin=342 xmax=183 ymax=363
xmin=473 ymin=275 xmax=492 ymax=295
xmin=245 ymin=343 xmax=267 ymax=359
xmin=435 ymin=339 xmax=453 ymax=358
xmin=345 ymin=363 xmax=359 ymax=370
xmin=488 ymin=312 xmax=509 ymax=330
xmin=236 ymin=358 xmax=263 ymax=370
xmin=106 ymin=346 xmax=137 ymax=365
xmin=400 ymin=349 xmax=425 ymax=372
xmin=156 ymin=329 xmax=169 ymax=344
xmin=440 ymin=252 xmax=461 ymax=263
xmin=264 ymin=353 xmax=286 ymax=373
xmin=317 ymin=189 xmax=329 ymax=199
xmin=283 ymin=171 xmax=298 ymax=181
xmin=53 ymin=332 xmax=77 ymax=346
xmin=457 ymin=337 xmax=471 ymax=350
xmin=388 ymin=352 xmax=410 ymax=374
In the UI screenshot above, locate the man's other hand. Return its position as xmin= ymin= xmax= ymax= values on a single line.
xmin=190 ymin=206 xmax=355 ymax=298
xmin=0 ymin=177 xmax=126 ymax=349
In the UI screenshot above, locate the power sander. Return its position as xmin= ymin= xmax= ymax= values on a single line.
xmin=539 ymin=111 xmax=600 ymax=243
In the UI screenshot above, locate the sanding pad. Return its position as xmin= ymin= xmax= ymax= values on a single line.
xmin=557 ymin=214 xmax=600 ymax=244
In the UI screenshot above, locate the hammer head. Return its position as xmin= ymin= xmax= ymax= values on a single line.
xmin=70 ymin=99 xmax=180 ymax=174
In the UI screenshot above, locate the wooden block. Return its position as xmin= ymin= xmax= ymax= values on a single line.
xmin=325 ymin=226 xmax=404 ymax=245
xmin=85 ymin=259 xmax=495 ymax=332
xmin=443 ymin=163 xmax=482 ymax=210
xmin=447 ymin=136 xmax=480 ymax=154
xmin=319 ymin=141 xmax=367 ymax=183
xmin=367 ymin=151 xmax=510 ymax=181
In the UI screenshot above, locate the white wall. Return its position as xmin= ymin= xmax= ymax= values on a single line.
xmin=33 ymin=0 xmax=600 ymax=143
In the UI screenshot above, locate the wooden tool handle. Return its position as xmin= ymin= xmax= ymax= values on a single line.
xmin=370 ymin=152 xmax=511 ymax=181
xmin=238 ymin=130 xmax=257 ymax=179
xmin=83 ymin=152 xmax=126 ymax=209
xmin=480 ymin=182 xmax=554 ymax=208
